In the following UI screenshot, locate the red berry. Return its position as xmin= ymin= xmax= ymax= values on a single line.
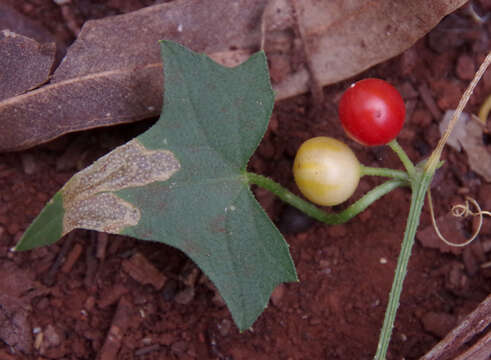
xmin=339 ymin=78 xmax=405 ymax=146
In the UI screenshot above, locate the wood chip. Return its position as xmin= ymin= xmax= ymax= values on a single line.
xmin=61 ymin=243 xmax=83 ymax=273
xmin=96 ymin=232 xmax=109 ymax=260
xmin=122 ymin=252 xmax=166 ymax=290
xmin=97 ymin=296 xmax=133 ymax=360
xmin=98 ymin=284 xmax=129 ymax=309
xmin=418 ymin=82 xmax=442 ymax=120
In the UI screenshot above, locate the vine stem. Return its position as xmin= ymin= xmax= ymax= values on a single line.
xmin=373 ymin=171 xmax=432 ymax=359
xmin=375 ymin=50 xmax=491 ymax=360
xmin=245 ymin=172 xmax=407 ymax=225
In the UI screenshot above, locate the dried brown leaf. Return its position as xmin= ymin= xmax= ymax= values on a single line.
xmin=271 ymin=0 xmax=468 ymax=99
xmin=0 ymin=0 xmax=467 ymax=151
xmin=0 ymin=2 xmax=57 ymax=44
xmin=0 ymin=30 xmax=55 ymax=101
xmin=440 ymin=110 xmax=491 ymax=182
xmin=0 ymin=0 xmax=266 ymax=151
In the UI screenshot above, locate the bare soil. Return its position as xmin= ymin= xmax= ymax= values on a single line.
xmin=0 ymin=1 xmax=490 ymax=359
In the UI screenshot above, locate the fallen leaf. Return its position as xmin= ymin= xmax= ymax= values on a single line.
xmin=0 ymin=30 xmax=55 ymax=101
xmin=440 ymin=110 xmax=491 ymax=181
xmin=460 ymin=120 xmax=491 ymax=182
xmin=439 ymin=110 xmax=469 ymax=152
xmin=284 ymin=0 xmax=469 ymax=88
xmin=0 ymin=0 xmax=467 ymax=151
xmin=0 ymin=2 xmax=57 ymax=45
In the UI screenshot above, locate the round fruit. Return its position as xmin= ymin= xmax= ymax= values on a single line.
xmin=293 ymin=137 xmax=360 ymax=206
xmin=339 ymin=78 xmax=405 ymax=146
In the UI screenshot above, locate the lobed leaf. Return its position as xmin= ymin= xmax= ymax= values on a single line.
xmin=16 ymin=41 xmax=297 ymax=331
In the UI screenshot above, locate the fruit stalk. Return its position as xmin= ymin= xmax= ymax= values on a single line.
xmin=245 ymin=172 xmax=406 ymax=225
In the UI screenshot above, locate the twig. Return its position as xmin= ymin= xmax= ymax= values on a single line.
xmin=419 ymin=294 xmax=491 ymax=360
xmin=418 ymin=83 xmax=442 ymax=120
xmin=84 ymin=231 xmax=98 ymax=292
xmin=134 ymin=344 xmax=160 ymax=357
xmin=61 ymin=242 xmax=83 ymax=273
xmin=42 ymin=232 xmax=75 ymax=286
xmin=97 ymin=296 xmax=134 ymax=360
xmin=454 ymin=331 xmax=491 ymax=360
xmin=96 ymin=232 xmax=109 ymax=261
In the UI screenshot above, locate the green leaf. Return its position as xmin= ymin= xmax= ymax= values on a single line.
xmin=16 ymin=41 xmax=297 ymax=330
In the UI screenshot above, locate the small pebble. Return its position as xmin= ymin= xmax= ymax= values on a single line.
xmin=470 ymin=239 xmax=486 ymax=262
xmin=478 ymin=184 xmax=491 ymax=210
xmin=327 ymin=225 xmax=347 ymax=238
xmin=43 ymin=324 xmax=62 ymax=348
xmin=217 ymin=319 xmax=232 ymax=336
xmin=436 ymin=80 xmax=462 ymax=110
xmin=417 ymin=214 xmax=465 ymax=255
xmin=421 ymin=312 xmax=456 ymax=338
xmin=257 ymin=138 xmax=276 ymax=159
xmin=84 ymin=296 xmax=95 ymax=311
xmin=456 ymin=54 xmax=475 ymax=81
xmin=21 ymin=153 xmax=37 ymax=175
xmin=398 ymin=81 xmax=418 ymax=99
xmin=462 ymin=247 xmax=479 ymax=276
xmin=411 ymin=109 xmax=432 ymax=128
xmin=212 ymin=291 xmax=226 ymax=308
xmin=34 ymin=332 xmax=43 ymax=350
xmin=358 ymin=209 xmax=372 ymax=223
xmin=269 ymin=53 xmax=292 ymax=84
xmin=7 ymin=222 xmax=20 ymax=236
xmin=174 ymin=287 xmax=195 ymax=305
xmin=270 ymin=283 xmax=285 ymax=307
xmin=160 ymin=333 xmax=174 ymax=346
xmin=161 ymin=279 xmax=178 ymax=302
xmin=446 ymin=263 xmax=469 ymax=294
xmin=171 ymin=341 xmax=188 ymax=355
xmin=398 ymin=128 xmax=416 ymax=141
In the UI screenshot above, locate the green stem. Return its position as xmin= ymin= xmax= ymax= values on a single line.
xmin=360 ymin=165 xmax=408 ymax=181
xmin=388 ymin=139 xmax=415 ymax=177
xmin=245 ymin=172 xmax=407 ymax=225
xmin=373 ymin=170 xmax=433 ymax=359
